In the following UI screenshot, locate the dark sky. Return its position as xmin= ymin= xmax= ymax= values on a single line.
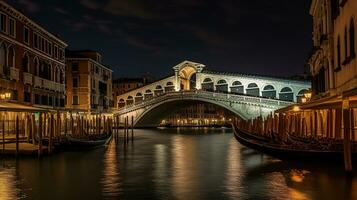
xmin=9 ymin=0 xmax=312 ymax=79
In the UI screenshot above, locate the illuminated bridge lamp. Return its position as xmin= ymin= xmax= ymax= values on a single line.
xmin=292 ymin=106 xmax=301 ymax=112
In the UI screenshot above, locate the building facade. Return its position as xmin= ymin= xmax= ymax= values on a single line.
xmin=66 ymin=50 xmax=113 ymax=114
xmin=309 ymin=0 xmax=357 ymax=98
xmin=0 ymin=1 xmax=67 ymax=108
xmin=112 ymin=75 xmax=154 ymax=107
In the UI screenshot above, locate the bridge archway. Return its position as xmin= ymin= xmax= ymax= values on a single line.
xmin=230 ymin=81 xmax=244 ymax=94
xmin=201 ymin=78 xmax=214 ymax=91
xmin=134 ymin=99 xmax=246 ymax=127
xmin=279 ymin=87 xmax=294 ymax=102
xmin=246 ymin=83 xmax=260 ymax=96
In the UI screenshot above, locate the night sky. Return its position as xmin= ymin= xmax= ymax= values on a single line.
xmin=9 ymin=0 xmax=312 ymax=79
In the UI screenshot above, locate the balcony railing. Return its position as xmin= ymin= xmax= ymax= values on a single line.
xmin=10 ymin=67 xmax=19 ymax=81
xmin=23 ymin=72 xmax=33 ymax=85
xmin=34 ymin=76 xmax=65 ymax=93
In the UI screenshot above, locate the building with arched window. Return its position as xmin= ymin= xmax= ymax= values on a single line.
xmin=65 ymin=50 xmax=113 ymax=114
xmin=309 ymin=0 xmax=357 ymax=99
xmin=0 ymin=1 xmax=67 ymax=108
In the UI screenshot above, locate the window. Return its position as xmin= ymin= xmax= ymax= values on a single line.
xmin=48 ymin=42 xmax=52 ymax=55
xmin=54 ymin=45 xmax=58 ymax=58
xmin=344 ymin=27 xmax=348 ymax=61
xmin=33 ymin=33 xmax=39 ymax=49
xmin=350 ymin=18 xmax=355 ymax=58
xmin=72 ymin=96 xmax=79 ymax=105
xmin=337 ymin=36 xmax=341 ymax=69
xmin=9 ymin=18 xmax=15 ymax=37
xmin=24 ymin=27 xmax=29 ymax=44
xmin=0 ymin=13 xmax=6 ymax=32
xmin=72 ymin=62 xmax=79 ymax=71
xmin=73 ymin=77 xmax=78 ymax=88
xmin=41 ymin=37 xmax=44 ymax=51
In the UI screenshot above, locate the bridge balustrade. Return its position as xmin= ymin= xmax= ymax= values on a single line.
xmin=116 ymin=90 xmax=294 ymax=115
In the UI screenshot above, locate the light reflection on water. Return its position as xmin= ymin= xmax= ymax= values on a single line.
xmin=0 ymin=128 xmax=356 ymax=200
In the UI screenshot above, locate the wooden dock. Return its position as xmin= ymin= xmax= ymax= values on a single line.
xmin=1 ymin=142 xmax=48 ymax=156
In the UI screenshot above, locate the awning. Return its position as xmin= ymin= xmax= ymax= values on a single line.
xmin=0 ymin=102 xmax=47 ymax=112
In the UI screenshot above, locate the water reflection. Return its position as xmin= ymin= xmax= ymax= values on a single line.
xmin=0 ymin=161 xmax=27 ymax=200
xmin=0 ymin=128 xmax=356 ymax=200
xmin=101 ymin=141 xmax=121 ymax=198
xmin=224 ymin=138 xmax=245 ymax=199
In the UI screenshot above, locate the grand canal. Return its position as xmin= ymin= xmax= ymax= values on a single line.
xmin=0 ymin=128 xmax=356 ymax=200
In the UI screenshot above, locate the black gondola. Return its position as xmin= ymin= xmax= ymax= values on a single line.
xmin=56 ymin=134 xmax=112 ymax=150
xmin=232 ymin=125 xmax=357 ymax=160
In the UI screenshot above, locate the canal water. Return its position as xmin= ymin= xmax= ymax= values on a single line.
xmin=0 ymin=128 xmax=357 ymax=200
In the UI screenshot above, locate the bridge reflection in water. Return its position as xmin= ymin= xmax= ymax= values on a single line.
xmin=0 ymin=128 xmax=357 ymax=199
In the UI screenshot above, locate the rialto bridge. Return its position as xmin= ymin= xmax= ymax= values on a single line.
xmin=114 ymin=61 xmax=311 ymax=127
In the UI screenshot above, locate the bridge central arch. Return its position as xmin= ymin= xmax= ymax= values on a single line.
xmin=173 ymin=61 xmax=205 ymax=91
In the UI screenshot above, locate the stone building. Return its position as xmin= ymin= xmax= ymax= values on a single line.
xmin=65 ymin=50 xmax=113 ymax=114
xmin=309 ymin=0 xmax=357 ymax=98
xmin=0 ymin=1 xmax=67 ymax=108
xmin=112 ymin=75 xmax=154 ymax=107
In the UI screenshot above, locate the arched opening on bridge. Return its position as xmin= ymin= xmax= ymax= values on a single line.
xmin=230 ymin=81 xmax=244 ymax=94
xmin=216 ymin=79 xmax=228 ymax=93
xmin=154 ymin=85 xmax=164 ymax=96
xmin=246 ymin=83 xmax=260 ymax=97
xmin=189 ymin=73 xmax=196 ymax=90
xmin=135 ymin=92 xmax=143 ymax=103
xmin=165 ymin=82 xmax=175 ymax=92
xmin=118 ymin=98 xmax=125 ymax=108
xmin=279 ymin=87 xmax=294 ymax=102
xmin=179 ymin=66 xmax=196 ymax=91
xmin=201 ymin=78 xmax=214 ymax=92
xmin=126 ymin=96 xmax=134 ymax=105
xmin=296 ymin=89 xmax=308 ymax=103
xmin=262 ymin=85 xmax=276 ymax=99
xmin=145 ymin=89 xmax=153 ymax=99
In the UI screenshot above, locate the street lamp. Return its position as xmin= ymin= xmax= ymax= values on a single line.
xmin=0 ymin=92 xmax=11 ymax=100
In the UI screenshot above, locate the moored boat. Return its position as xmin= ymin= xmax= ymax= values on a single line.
xmin=56 ymin=134 xmax=112 ymax=150
xmin=232 ymin=125 xmax=357 ymax=160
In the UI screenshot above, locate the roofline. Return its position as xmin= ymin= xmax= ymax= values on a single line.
xmin=66 ymin=58 xmax=113 ymax=72
xmin=1 ymin=1 xmax=68 ymax=47
xmin=202 ymin=70 xmax=311 ymax=85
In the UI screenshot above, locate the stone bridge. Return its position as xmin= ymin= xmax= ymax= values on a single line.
xmin=115 ymin=90 xmax=295 ymax=127
xmin=114 ymin=60 xmax=311 ymax=127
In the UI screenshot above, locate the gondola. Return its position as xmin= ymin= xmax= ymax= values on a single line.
xmin=232 ymin=125 xmax=357 ymax=160
xmin=56 ymin=134 xmax=112 ymax=150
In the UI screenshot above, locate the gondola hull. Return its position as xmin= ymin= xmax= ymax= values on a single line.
xmin=56 ymin=134 xmax=112 ymax=151
xmin=233 ymin=126 xmax=357 ymax=160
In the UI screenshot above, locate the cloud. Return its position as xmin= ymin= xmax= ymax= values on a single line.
xmin=80 ymin=0 xmax=101 ymax=10
xmin=17 ymin=0 xmax=41 ymax=13
xmin=53 ymin=6 xmax=68 ymax=15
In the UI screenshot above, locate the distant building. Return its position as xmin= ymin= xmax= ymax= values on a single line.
xmin=309 ymin=0 xmax=356 ymax=98
xmin=66 ymin=50 xmax=113 ymax=114
xmin=112 ymin=75 xmax=154 ymax=107
xmin=160 ymin=103 xmax=234 ymax=127
xmin=0 ymin=1 xmax=67 ymax=108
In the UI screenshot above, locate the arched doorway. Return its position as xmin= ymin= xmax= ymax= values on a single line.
xmin=230 ymin=81 xmax=244 ymax=94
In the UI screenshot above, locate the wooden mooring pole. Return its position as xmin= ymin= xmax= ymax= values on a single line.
xmin=342 ymin=99 xmax=353 ymax=172
xmin=38 ymin=113 xmax=43 ymax=158
xmin=131 ymin=116 xmax=134 ymax=141
xmin=15 ymin=115 xmax=19 ymax=156
xmin=2 ymin=113 xmax=5 ymax=153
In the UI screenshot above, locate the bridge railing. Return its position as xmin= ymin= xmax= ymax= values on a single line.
xmin=115 ymin=90 xmax=294 ymax=114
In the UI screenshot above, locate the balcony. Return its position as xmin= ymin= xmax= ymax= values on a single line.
xmin=10 ymin=67 xmax=19 ymax=81
xmin=23 ymin=72 xmax=33 ymax=85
